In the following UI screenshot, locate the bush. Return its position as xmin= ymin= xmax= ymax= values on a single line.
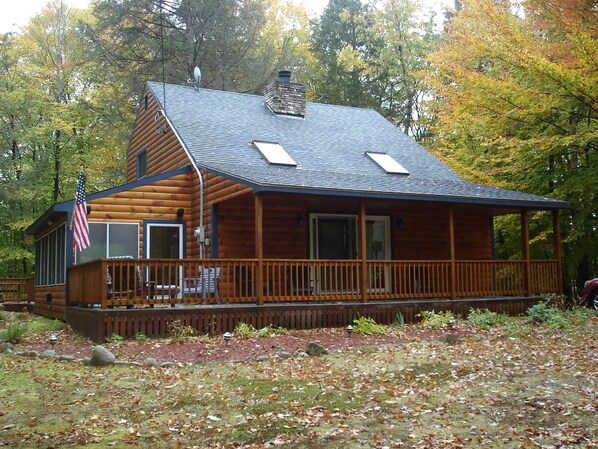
xmin=167 ymin=320 xmax=195 ymax=341
xmin=467 ymin=308 xmax=510 ymax=330
xmin=0 ymin=320 xmax=29 ymax=344
xmin=526 ymin=302 xmax=567 ymax=329
xmin=234 ymin=323 xmax=287 ymax=338
xmin=417 ymin=310 xmax=456 ymax=329
xmin=352 ymin=316 xmax=387 ymax=336
xmin=106 ymin=333 xmax=124 ymax=345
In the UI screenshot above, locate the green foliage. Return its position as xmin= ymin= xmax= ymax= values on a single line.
xmin=167 ymin=321 xmax=195 ymax=342
xmin=417 ymin=310 xmax=456 ymax=329
xmin=467 ymin=308 xmax=510 ymax=330
xmin=0 ymin=320 xmax=29 ymax=344
xmin=105 ymin=333 xmax=124 ymax=345
xmin=526 ymin=302 xmax=567 ymax=329
xmin=352 ymin=316 xmax=387 ymax=336
xmin=135 ymin=332 xmax=148 ymax=342
xmin=26 ymin=317 xmax=64 ymax=333
xmin=234 ymin=323 xmax=287 ymax=338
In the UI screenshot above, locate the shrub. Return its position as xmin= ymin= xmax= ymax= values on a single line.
xmin=526 ymin=302 xmax=567 ymax=329
xmin=0 ymin=320 xmax=29 ymax=344
xmin=135 ymin=332 xmax=148 ymax=342
xmin=353 ymin=316 xmax=387 ymax=336
xmin=467 ymin=308 xmax=510 ymax=330
xmin=417 ymin=310 xmax=456 ymax=329
xmin=167 ymin=320 xmax=195 ymax=341
xmin=234 ymin=323 xmax=287 ymax=338
xmin=106 ymin=333 xmax=124 ymax=345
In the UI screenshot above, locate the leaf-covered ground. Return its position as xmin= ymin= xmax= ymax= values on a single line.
xmin=1 ymin=314 xmax=597 ymax=448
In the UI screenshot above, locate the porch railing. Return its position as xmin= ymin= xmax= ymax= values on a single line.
xmin=0 ymin=278 xmax=34 ymax=303
xmin=68 ymin=258 xmax=560 ymax=309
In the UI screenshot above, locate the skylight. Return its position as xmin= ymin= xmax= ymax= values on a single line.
xmin=253 ymin=141 xmax=297 ymax=166
xmin=365 ymin=152 xmax=409 ymax=175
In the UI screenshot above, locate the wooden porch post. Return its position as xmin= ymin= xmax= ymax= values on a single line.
xmin=553 ymin=209 xmax=563 ymax=294
xmin=449 ymin=206 xmax=456 ymax=300
xmin=255 ymin=194 xmax=264 ymax=305
xmin=521 ymin=210 xmax=531 ymax=296
xmin=359 ymin=200 xmax=368 ymax=303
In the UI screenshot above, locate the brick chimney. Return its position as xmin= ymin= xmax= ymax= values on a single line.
xmin=264 ymin=70 xmax=306 ymax=118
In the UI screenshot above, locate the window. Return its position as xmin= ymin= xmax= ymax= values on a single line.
xmin=253 ymin=141 xmax=297 ymax=166
xmin=77 ymin=223 xmax=139 ymax=264
xmin=136 ymin=149 xmax=147 ymax=179
xmin=365 ymin=151 xmax=409 ymax=175
xmin=34 ymin=224 xmax=66 ymax=286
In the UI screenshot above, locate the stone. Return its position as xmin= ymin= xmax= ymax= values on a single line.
xmin=255 ymin=355 xmax=270 ymax=362
xmin=59 ymin=355 xmax=76 ymax=362
xmin=278 ymin=351 xmax=292 ymax=360
xmin=40 ymin=349 xmax=56 ymax=358
xmin=89 ymin=345 xmax=116 ymax=366
xmin=160 ymin=362 xmax=176 ymax=368
xmin=0 ymin=342 xmax=14 ymax=353
xmin=144 ymin=357 xmax=159 ymax=368
xmin=438 ymin=333 xmax=460 ymax=345
xmin=81 ymin=357 xmax=91 ymax=366
xmin=305 ymin=342 xmax=328 ymax=357
xmin=23 ymin=350 xmax=40 ymax=358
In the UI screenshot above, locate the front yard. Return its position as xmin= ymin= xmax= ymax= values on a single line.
xmin=0 ymin=307 xmax=596 ymax=448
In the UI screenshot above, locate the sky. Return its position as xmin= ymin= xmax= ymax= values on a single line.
xmin=0 ymin=0 xmax=452 ymax=33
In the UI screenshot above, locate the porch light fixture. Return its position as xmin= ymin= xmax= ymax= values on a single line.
xmin=346 ymin=325 xmax=353 ymax=337
xmin=48 ymin=334 xmax=58 ymax=349
xmin=177 ymin=208 xmax=184 ymax=218
xmin=223 ymin=331 xmax=232 ymax=345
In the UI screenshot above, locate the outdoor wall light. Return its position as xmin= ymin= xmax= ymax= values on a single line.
xmin=346 ymin=325 xmax=353 ymax=337
xmin=49 ymin=334 xmax=58 ymax=349
xmin=223 ymin=331 xmax=232 ymax=345
xmin=177 ymin=208 xmax=184 ymax=218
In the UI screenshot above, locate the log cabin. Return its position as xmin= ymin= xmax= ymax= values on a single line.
xmin=26 ymin=71 xmax=569 ymax=341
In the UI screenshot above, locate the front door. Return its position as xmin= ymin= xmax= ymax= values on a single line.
xmin=310 ymin=214 xmax=390 ymax=293
xmin=146 ymin=222 xmax=184 ymax=288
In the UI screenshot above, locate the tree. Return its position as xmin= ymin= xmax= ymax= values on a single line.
xmin=426 ymin=0 xmax=598 ymax=296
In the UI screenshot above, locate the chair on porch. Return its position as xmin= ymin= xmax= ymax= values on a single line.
xmin=107 ymin=257 xmax=155 ymax=307
xmin=182 ymin=267 xmax=221 ymax=300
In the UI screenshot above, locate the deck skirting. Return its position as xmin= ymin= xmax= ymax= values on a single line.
xmin=65 ymin=296 xmax=543 ymax=342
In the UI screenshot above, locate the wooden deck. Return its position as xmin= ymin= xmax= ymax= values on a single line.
xmin=66 ymin=295 xmax=545 ymax=342
xmin=68 ymin=258 xmax=560 ymax=309
xmin=0 ymin=278 xmax=34 ymax=311
xmin=62 ymin=258 xmax=559 ymax=341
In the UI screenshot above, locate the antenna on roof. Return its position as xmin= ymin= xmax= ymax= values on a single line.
xmin=188 ymin=66 xmax=201 ymax=90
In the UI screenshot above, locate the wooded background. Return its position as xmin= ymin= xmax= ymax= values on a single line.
xmin=0 ymin=0 xmax=595 ymax=298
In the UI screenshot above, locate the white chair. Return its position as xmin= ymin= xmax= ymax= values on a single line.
xmin=182 ymin=267 xmax=220 ymax=299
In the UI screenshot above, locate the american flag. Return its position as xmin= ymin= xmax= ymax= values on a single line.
xmin=73 ymin=171 xmax=90 ymax=252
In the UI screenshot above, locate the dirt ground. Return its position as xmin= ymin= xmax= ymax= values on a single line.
xmin=17 ymin=324 xmax=471 ymax=364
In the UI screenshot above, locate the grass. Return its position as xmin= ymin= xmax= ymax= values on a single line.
xmin=0 ymin=310 xmax=596 ymax=448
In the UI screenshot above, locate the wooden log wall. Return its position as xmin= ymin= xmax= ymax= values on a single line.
xmin=216 ymin=194 xmax=494 ymax=262
xmin=127 ymin=88 xmax=191 ymax=182
xmin=66 ymin=296 xmax=544 ymax=342
xmin=88 ymin=172 xmax=195 ymax=258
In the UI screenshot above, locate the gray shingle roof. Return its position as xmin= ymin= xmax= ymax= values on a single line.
xmin=147 ymin=81 xmax=567 ymax=209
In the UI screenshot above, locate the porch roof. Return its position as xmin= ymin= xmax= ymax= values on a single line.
xmin=148 ymin=82 xmax=568 ymax=210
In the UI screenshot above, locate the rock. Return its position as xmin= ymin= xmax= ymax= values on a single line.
xmin=255 ymin=355 xmax=270 ymax=362
xmin=59 ymin=355 xmax=76 ymax=362
xmin=438 ymin=333 xmax=460 ymax=345
xmin=81 ymin=357 xmax=91 ymax=366
xmin=89 ymin=345 xmax=116 ymax=366
xmin=305 ymin=341 xmax=328 ymax=357
xmin=0 ymin=342 xmax=14 ymax=353
xmin=278 ymin=351 xmax=293 ymax=359
xmin=144 ymin=357 xmax=159 ymax=368
xmin=160 ymin=362 xmax=176 ymax=368
xmin=40 ymin=349 xmax=56 ymax=358
xmin=23 ymin=350 xmax=40 ymax=358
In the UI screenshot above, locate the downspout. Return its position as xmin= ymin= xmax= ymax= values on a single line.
xmin=158 ymin=109 xmax=205 ymax=259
